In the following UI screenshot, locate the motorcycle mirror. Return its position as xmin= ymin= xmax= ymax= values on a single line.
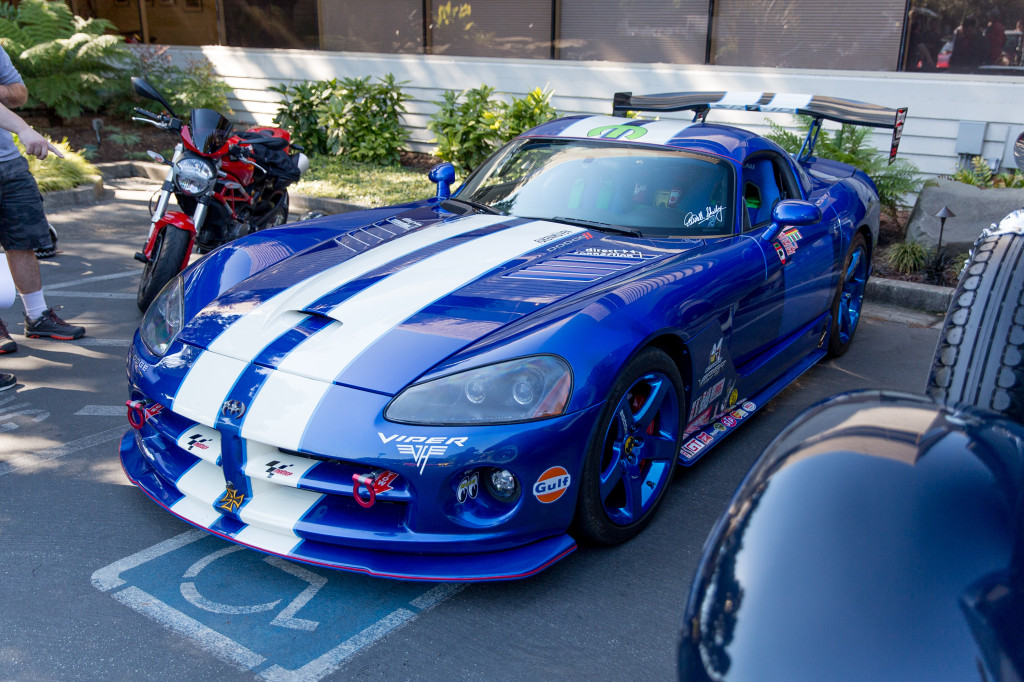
xmin=1014 ymin=131 xmax=1024 ymax=172
xmin=131 ymin=77 xmax=177 ymax=118
xmin=428 ymin=162 xmax=456 ymax=201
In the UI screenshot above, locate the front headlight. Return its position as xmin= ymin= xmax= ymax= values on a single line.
xmin=386 ymin=355 xmax=572 ymax=426
xmin=140 ymin=276 xmax=184 ymax=357
xmin=174 ymin=156 xmax=216 ymax=195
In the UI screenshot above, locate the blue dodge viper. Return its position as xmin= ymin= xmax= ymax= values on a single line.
xmin=121 ymin=91 xmax=907 ymax=581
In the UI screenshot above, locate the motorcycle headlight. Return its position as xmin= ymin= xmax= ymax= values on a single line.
xmin=174 ymin=156 xmax=216 ymax=196
xmin=385 ymin=355 xmax=572 ymax=426
xmin=140 ymin=276 xmax=184 ymax=357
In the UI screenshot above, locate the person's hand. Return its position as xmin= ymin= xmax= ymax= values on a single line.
xmin=16 ymin=125 xmax=64 ymax=160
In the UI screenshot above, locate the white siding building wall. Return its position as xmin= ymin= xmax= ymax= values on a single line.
xmin=174 ymin=45 xmax=1024 ymax=179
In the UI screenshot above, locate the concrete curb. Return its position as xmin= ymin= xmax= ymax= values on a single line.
xmin=41 ymin=180 xmax=107 ymax=211
xmin=56 ymin=161 xmax=956 ymax=316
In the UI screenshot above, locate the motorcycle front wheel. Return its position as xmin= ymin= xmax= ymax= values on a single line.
xmin=137 ymin=227 xmax=190 ymax=311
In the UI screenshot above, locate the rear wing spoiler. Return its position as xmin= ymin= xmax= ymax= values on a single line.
xmin=612 ymin=91 xmax=908 ymax=164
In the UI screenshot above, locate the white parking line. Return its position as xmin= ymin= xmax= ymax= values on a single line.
xmin=45 ymin=291 xmax=136 ymax=299
xmin=72 ymin=338 xmax=132 ymax=347
xmin=44 ymin=270 xmax=140 ymax=290
xmin=75 ymin=405 xmax=127 ymax=416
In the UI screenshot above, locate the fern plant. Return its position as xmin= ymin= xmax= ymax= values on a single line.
xmin=766 ymin=116 xmax=924 ymax=218
xmin=0 ymin=0 xmax=132 ymax=121
xmin=952 ymin=156 xmax=1024 ymax=189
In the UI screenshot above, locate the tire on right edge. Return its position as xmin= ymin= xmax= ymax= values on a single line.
xmin=926 ymin=225 xmax=1024 ymax=422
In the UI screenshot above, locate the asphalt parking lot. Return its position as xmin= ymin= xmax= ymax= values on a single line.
xmin=0 ymin=179 xmax=943 ymax=681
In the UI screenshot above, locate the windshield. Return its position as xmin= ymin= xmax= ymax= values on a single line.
xmin=188 ymin=108 xmax=233 ymax=155
xmin=459 ymin=138 xmax=735 ymax=238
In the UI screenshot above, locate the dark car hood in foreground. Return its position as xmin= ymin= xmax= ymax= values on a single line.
xmin=177 ymin=211 xmax=701 ymax=394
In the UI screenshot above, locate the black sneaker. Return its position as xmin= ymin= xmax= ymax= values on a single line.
xmin=24 ymin=308 xmax=86 ymax=340
xmin=0 ymin=373 xmax=14 ymax=392
xmin=0 ymin=318 xmax=15 ymax=354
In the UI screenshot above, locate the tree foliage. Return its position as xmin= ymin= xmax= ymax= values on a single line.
xmin=0 ymin=0 xmax=132 ymax=121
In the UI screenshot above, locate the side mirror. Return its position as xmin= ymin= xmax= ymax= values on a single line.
xmin=131 ymin=77 xmax=177 ymax=118
xmin=762 ymin=200 xmax=822 ymax=241
xmin=428 ymin=162 xmax=456 ymax=201
xmin=1014 ymin=131 xmax=1024 ymax=172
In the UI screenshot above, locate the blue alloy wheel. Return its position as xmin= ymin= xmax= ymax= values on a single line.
xmin=574 ymin=347 xmax=683 ymax=545
xmin=828 ymin=232 xmax=868 ymax=357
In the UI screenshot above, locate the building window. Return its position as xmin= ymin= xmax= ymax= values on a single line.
xmin=428 ymin=0 xmax=552 ymax=59
xmin=319 ymin=0 xmax=422 ymax=53
xmin=223 ymin=0 xmax=319 ymax=49
xmin=558 ymin=0 xmax=709 ymax=64
xmin=709 ymin=0 xmax=905 ymax=71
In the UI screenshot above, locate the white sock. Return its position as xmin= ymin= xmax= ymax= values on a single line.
xmin=20 ymin=290 xmax=47 ymax=321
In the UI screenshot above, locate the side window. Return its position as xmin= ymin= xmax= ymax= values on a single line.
xmin=741 ymin=153 xmax=802 ymax=231
xmin=741 ymin=157 xmax=782 ymax=229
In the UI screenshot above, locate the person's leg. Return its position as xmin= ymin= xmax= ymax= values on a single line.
xmin=0 ymin=157 xmax=84 ymax=340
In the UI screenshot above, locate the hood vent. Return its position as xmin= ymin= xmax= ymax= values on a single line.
xmin=506 ymin=251 xmax=655 ymax=283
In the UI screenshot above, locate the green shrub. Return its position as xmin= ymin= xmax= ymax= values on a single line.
xmin=429 ymin=85 xmax=501 ymax=175
xmin=887 ymin=240 xmax=929 ymax=274
xmin=317 ymin=74 xmax=410 ymax=165
xmin=16 ymin=136 xmax=99 ymax=192
xmin=270 ymin=79 xmax=335 ymax=156
xmin=952 ymin=156 xmax=1024 ymax=189
xmin=0 ymin=0 xmax=131 ymax=121
xmin=429 ymin=85 xmax=558 ymax=176
xmin=766 ymin=116 xmax=924 ymax=218
xmin=493 ymin=87 xmax=556 ymax=140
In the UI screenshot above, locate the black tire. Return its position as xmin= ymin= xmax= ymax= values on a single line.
xmin=827 ymin=232 xmax=869 ymax=357
xmin=926 ymin=230 xmax=1024 ymax=421
xmin=573 ymin=347 xmax=684 ymax=545
xmin=137 ymin=227 xmax=190 ymax=311
xmin=256 ymin=192 xmax=289 ymax=231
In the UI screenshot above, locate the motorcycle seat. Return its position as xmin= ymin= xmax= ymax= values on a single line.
xmin=239 ymin=131 xmax=289 ymax=151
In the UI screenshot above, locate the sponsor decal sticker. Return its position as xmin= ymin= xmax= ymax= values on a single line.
xmin=576 ymin=247 xmax=647 ymax=259
xmin=727 ymin=389 xmax=739 ymax=408
xmin=534 ymin=229 xmax=575 ymax=245
xmin=774 ymin=241 xmax=787 ymax=264
xmin=721 ymin=415 xmax=737 ymax=427
xmin=587 ymin=124 xmax=648 ymax=141
xmin=684 ymin=205 xmax=726 ymax=228
xmin=264 ymin=460 xmax=295 ymax=479
xmin=742 ymin=401 xmax=756 ymax=411
xmin=682 ymin=438 xmax=706 ymax=458
xmin=547 ymin=231 xmax=593 ymax=251
xmin=457 ymin=472 xmax=479 ymax=503
xmin=713 ymin=422 xmax=727 ymax=432
xmin=731 ymin=408 xmax=748 ymax=419
xmin=379 ymin=433 xmax=468 ymax=475
xmin=533 ymin=466 xmax=571 ymax=503
xmin=185 ymin=433 xmax=212 ymax=452
xmin=688 ymin=379 xmax=726 ymax=420
xmin=387 ymin=216 xmax=421 ymax=230
xmin=698 ymin=340 xmax=727 ymax=388
xmin=697 ymin=432 xmax=714 ymax=445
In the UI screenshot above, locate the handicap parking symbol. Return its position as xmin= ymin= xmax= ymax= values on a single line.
xmin=92 ymin=530 xmax=461 ymax=681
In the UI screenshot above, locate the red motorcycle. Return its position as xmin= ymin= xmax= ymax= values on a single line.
xmin=130 ymin=77 xmax=309 ymax=310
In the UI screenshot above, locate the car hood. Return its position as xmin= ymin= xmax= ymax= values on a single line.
xmin=177 ymin=210 xmax=699 ymax=394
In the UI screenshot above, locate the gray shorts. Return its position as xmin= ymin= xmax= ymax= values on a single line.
xmin=0 ymin=155 xmax=49 ymax=251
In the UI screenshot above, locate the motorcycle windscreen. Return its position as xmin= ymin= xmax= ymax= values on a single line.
xmin=188 ymin=109 xmax=233 ymax=154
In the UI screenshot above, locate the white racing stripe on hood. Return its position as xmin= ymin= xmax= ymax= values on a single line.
xmin=172 ymin=214 xmax=507 ymax=427
xmin=241 ymin=220 xmax=586 ymax=450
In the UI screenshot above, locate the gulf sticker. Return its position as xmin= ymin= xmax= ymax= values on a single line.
xmin=533 ymin=466 xmax=571 ymax=503
xmin=742 ymin=401 xmax=756 ymax=411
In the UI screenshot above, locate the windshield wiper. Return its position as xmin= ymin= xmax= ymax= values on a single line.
xmin=441 ymin=197 xmax=504 ymax=215
xmin=543 ymin=216 xmax=642 ymax=238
